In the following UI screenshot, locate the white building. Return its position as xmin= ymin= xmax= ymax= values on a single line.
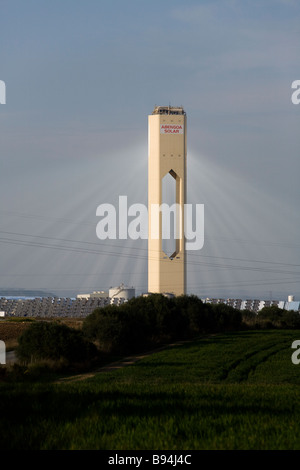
xmin=109 ymin=284 xmax=135 ymax=304
xmin=77 ymin=291 xmax=109 ymax=300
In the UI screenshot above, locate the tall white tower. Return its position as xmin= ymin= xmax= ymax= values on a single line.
xmin=148 ymin=105 xmax=186 ymax=296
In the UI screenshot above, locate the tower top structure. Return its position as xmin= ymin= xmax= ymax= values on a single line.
xmin=152 ymin=105 xmax=186 ymax=116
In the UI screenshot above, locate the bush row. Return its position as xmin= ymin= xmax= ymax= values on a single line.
xmin=14 ymin=295 xmax=300 ymax=367
xmin=245 ymin=305 xmax=300 ymax=329
xmin=82 ymin=294 xmax=242 ymax=354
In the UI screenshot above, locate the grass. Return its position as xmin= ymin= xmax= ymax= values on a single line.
xmin=1 ymin=329 xmax=300 ymax=450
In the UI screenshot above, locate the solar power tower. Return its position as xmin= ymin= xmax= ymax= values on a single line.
xmin=148 ymin=105 xmax=187 ymax=296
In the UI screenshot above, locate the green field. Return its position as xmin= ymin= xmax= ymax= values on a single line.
xmin=1 ymin=329 xmax=300 ymax=450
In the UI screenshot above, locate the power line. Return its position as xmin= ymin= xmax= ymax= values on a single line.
xmin=0 ymin=229 xmax=299 ymax=269
xmin=0 ymin=224 xmax=299 ymax=295
xmin=0 ymin=233 xmax=299 ymax=278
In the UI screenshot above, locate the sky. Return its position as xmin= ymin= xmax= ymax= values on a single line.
xmin=0 ymin=0 xmax=300 ymax=300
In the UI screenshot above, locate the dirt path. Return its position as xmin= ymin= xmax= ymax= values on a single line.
xmin=55 ymin=340 xmax=190 ymax=384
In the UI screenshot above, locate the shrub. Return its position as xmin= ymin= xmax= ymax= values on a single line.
xmin=209 ymin=303 xmax=242 ymax=331
xmin=16 ymin=321 xmax=97 ymax=365
xmin=257 ymin=306 xmax=300 ymax=329
xmin=83 ymin=303 xmax=152 ymax=354
xmin=174 ymin=295 xmax=217 ymax=334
